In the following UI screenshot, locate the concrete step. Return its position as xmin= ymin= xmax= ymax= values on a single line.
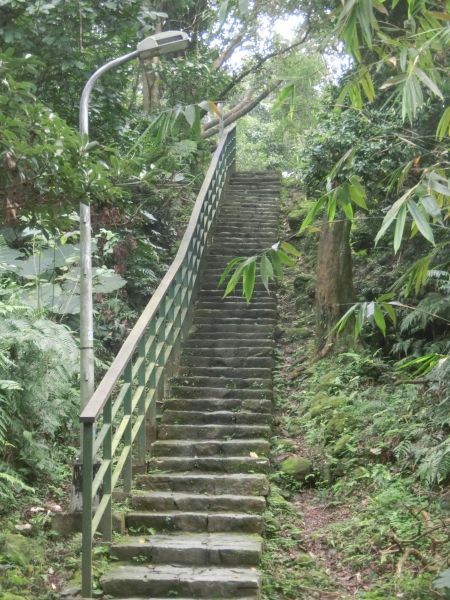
xmin=135 ymin=472 xmax=269 ymax=495
xmin=131 ymin=492 xmax=266 ymax=513
xmin=183 ymin=339 xmax=275 ymax=349
xmin=198 ymin=289 xmax=275 ymax=298
xmin=110 ymin=532 xmax=263 ymax=566
xmin=162 ymin=398 xmax=272 ymax=412
xmin=181 ymin=355 xmax=274 ymax=368
xmin=148 ymin=456 xmax=269 ymax=473
xmin=170 ymin=376 xmax=272 ymax=390
xmin=177 ymin=366 xmax=272 ymax=378
xmin=170 ymin=387 xmax=273 ymax=400
xmin=125 ymin=511 xmax=263 ymax=534
xmin=161 ymin=409 xmax=272 ymax=425
xmin=193 ymin=316 xmax=276 ymax=327
xmin=189 ymin=324 xmax=274 ymax=335
xmin=152 ymin=438 xmax=270 ymax=457
xmin=194 ymin=309 xmax=277 ymax=320
xmin=101 ymin=565 xmax=260 ymax=598
xmin=158 ymin=423 xmax=271 ymax=440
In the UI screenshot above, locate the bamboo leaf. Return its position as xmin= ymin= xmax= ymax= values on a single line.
xmin=407 ymin=201 xmax=435 ymax=245
xmin=381 ymin=302 xmax=397 ymax=326
xmin=259 ymin=253 xmax=273 ymax=291
xmin=218 ymin=0 xmax=229 ymax=26
xmin=348 ymin=175 xmax=368 ymax=209
xmin=299 ymin=196 xmax=326 ymax=232
xmin=239 ymin=0 xmax=249 ymax=14
xmin=243 ymin=259 xmax=256 ymax=303
xmin=414 ymin=67 xmax=443 ymax=100
xmin=393 ymin=204 xmax=407 ymax=254
xmin=373 ymin=304 xmax=386 ymax=336
xmin=436 ymin=106 xmax=450 ymax=140
xmin=280 ymin=241 xmax=301 ymax=257
xmin=218 ymin=256 xmax=244 ymax=288
xmin=184 ymin=104 xmax=196 ymax=127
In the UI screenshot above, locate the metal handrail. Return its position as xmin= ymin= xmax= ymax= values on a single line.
xmin=80 ymin=125 xmax=236 ymax=597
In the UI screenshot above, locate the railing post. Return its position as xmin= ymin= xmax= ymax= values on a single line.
xmin=81 ymin=422 xmax=94 ymax=599
xmin=100 ymin=398 xmax=112 ymax=541
xmin=137 ymin=335 xmax=147 ymax=467
xmin=123 ymin=362 xmax=133 ymax=494
xmin=147 ymin=319 xmax=157 ymax=447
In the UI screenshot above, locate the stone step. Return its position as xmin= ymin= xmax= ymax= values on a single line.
xmin=195 ymin=297 xmax=278 ymax=316
xmin=189 ymin=324 xmax=274 ymax=335
xmin=161 ymin=409 xmax=272 ymax=425
xmin=135 ymin=472 xmax=269 ymax=495
xmin=182 ymin=349 xmax=273 ymax=361
xmin=131 ymin=492 xmax=266 ymax=514
xmin=126 ymin=511 xmax=263 ymax=534
xmin=170 ymin=376 xmax=272 ymax=390
xmin=183 ymin=339 xmax=274 ymax=349
xmin=111 ymin=597 xmax=258 ymax=600
xmin=181 ymin=355 xmax=274 ymax=368
xmin=152 ymin=438 xmax=270 ymax=457
xmin=170 ymin=387 xmax=273 ymax=400
xmin=110 ymin=532 xmax=263 ymax=566
xmin=101 ymin=565 xmax=260 ymax=598
xmin=158 ymin=423 xmax=271 ymax=440
xmin=148 ymin=456 xmax=269 ymax=473
xmin=177 ymin=366 xmax=273 ymax=379
xmin=196 ymin=285 xmax=274 ymax=296
xmin=193 ymin=316 xmax=276 ymax=327
xmin=163 ymin=398 xmax=272 ymax=412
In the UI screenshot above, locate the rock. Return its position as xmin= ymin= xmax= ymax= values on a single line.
xmin=287 ymin=208 xmax=308 ymax=231
xmin=293 ymin=273 xmax=313 ymax=289
xmin=325 ymin=415 xmax=355 ymax=438
xmin=284 ymin=327 xmax=311 ymax=342
xmin=14 ymin=523 xmax=33 ymax=534
xmin=1 ymin=533 xmax=44 ymax=567
xmin=308 ymin=395 xmax=346 ymax=418
xmin=280 ymin=456 xmax=313 ymax=482
xmin=295 ymin=552 xmax=315 ymax=566
xmin=333 ymin=434 xmax=353 ymax=456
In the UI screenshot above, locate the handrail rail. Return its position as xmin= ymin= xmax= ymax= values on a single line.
xmin=80 ymin=125 xmax=236 ymax=598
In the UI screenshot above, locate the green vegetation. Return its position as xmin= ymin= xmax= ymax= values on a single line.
xmin=0 ymin=0 xmax=449 ymax=598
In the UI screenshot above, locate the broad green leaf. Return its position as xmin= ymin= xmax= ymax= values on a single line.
xmin=269 ymin=250 xmax=283 ymax=278
xmin=414 ymin=67 xmax=443 ymax=100
xmin=327 ymin=196 xmax=337 ymax=222
xmin=276 ymin=250 xmax=296 ymax=267
xmin=407 ymin=201 xmax=435 ymax=245
xmin=239 ymin=0 xmax=249 ymax=14
xmin=341 ymin=199 xmax=354 ymax=221
xmin=393 ymin=204 xmax=407 ymax=253
xmin=348 ymin=175 xmax=368 ymax=209
xmin=218 ymin=257 xmax=244 ymax=288
xmin=375 ymin=183 xmax=419 ymax=245
xmin=184 ymin=104 xmax=196 ymax=127
xmin=299 ymin=196 xmax=327 ymax=232
xmin=223 ymin=256 xmax=254 ymax=298
xmin=280 ymin=241 xmax=300 ymax=257
xmin=373 ymin=304 xmax=386 ymax=336
xmin=273 ymin=84 xmax=295 ymax=113
xmin=381 ymin=302 xmax=397 ymax=326
xmin=243 ymin=260 xmax=256 ymax=303
xmin=218 ymin=0 xmax=229 ymax=26
xmin=436 ymin=106 xmax=450 ymax=140
xmin=259 ymin=254 xmax=273 ymax=291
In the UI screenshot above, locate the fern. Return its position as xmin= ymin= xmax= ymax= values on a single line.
xmin=0 ymin=295 xmax=78 ymax=494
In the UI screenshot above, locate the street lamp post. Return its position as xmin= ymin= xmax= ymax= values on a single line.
xmin=78 ymin=31 xmax=189 ymax=413
xmin=72 ymin=31 xmax=189 ymax=512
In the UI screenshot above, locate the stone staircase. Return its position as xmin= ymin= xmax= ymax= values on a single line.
xmin=100 ymin=171 xmax=281 ymax=599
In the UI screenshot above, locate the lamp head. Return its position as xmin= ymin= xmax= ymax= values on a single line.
xmin=137 ymin=30 xmax=189 ymax=59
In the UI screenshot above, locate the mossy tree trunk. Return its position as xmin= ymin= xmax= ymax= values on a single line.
xmin=315 ymin=214 xmax=354 ymax=353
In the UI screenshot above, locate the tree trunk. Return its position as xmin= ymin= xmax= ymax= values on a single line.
xmin=315 ymin=214 xmax=354 ymax=353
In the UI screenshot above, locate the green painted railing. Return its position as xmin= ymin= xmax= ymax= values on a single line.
xmin=79 ymin=125 xmax=236 ymax=598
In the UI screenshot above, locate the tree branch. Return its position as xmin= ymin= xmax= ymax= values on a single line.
xmin=201 ymin=80 xmax=281 ymax=139
xmin=218 ymin=20 xmax=311 ymax=100
xmin=213 ymin=31 xmax=246 ymax=69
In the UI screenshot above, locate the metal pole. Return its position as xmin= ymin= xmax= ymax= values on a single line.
xmin=79 ymin=50 xmax=139 ymax=414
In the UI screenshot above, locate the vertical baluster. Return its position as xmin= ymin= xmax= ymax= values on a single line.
xmin=137 ymin=335 xmax=146 ymax=467
xmin=166 ymin=285 xmax=174 ymax=348
xmin=147 ymin=319 xmax=157 ymax=446
xmin=101 ymin=398 xmax=112 ymax=541
xmin=123 ymin=361 xmax=133 ymax=494
xmin=81 ymin=422 xmax=94 ymax=599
